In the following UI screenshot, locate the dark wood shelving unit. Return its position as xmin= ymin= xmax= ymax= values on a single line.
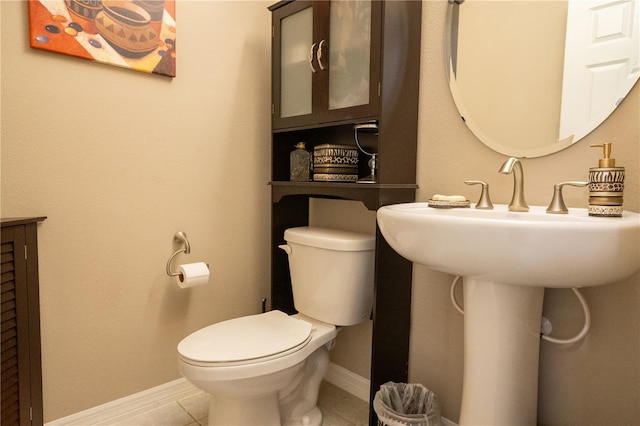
xmin=268 ymin=2 xmax=421 ymax=424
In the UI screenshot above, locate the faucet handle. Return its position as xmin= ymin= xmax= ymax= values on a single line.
xmin=464 ymin=180 xmax=494 ymax=210
xmin=546 ymin=181 xmax=589 ymax=214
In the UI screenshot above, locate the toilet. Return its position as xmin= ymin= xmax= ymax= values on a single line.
xmin=177 ymin=227 xmax=375 ymax=426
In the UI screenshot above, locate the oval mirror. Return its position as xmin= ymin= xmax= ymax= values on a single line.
xmin=445 ymin=0 xmax=640 ymax=158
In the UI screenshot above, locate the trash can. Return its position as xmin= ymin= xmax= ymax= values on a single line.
xmin=373 ymin=382 xmax=441 ymax=426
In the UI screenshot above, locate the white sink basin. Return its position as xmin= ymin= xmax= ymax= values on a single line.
xmin=377 ymin=202 xmax=640 ymax=425
xmin=377 ymin=203 xmax=640 ymax=288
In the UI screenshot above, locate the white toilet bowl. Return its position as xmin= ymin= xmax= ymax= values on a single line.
xmin=178 ymin=311 xmax=338 ymax=426
xmin=178 ymin=227 xmax=376 ymax=426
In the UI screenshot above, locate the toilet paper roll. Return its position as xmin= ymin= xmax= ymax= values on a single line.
xmin=176 ymin=262 xmax=210 ymax=289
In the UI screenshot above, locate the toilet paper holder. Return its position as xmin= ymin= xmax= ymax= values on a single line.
xmin=166 ymin=231 xmax=191 ymax=278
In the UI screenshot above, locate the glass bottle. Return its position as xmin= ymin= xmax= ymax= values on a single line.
xmin=290 ymin=142 xmax=311 ymax=181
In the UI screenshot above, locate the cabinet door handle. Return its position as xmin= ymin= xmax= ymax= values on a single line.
xmin=309 ymin=43 xmax=317 ymax=73
xmin=317 ymin=39 xmax=326 ymax=71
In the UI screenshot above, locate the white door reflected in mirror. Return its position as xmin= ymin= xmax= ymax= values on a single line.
xmin=560 ymin=0 xmax=639 ymax=142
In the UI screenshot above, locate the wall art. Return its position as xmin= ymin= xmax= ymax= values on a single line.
xmin=28 ymin=0 xmax=176 ymax=77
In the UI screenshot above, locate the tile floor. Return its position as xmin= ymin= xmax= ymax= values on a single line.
xmin=116 ymin=381 xmax=370 ymax=426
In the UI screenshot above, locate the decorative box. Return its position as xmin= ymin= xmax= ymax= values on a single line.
xmin=313 ymin=144 xmax=359 ymax=182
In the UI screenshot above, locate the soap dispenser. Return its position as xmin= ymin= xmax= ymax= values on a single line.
xmin=589 ymin=143 xmax=624 ymax=217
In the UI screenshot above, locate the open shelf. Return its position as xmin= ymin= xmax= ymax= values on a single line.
xmin=270 ymin=181 xmax=418 ymax=211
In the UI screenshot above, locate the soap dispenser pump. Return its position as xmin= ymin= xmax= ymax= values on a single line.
xmin=588 ymin=143 xmax=624 ymax=217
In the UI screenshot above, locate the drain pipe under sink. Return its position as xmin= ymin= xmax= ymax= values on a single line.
xmin=449 ymin=275 xmax=591 ymax=345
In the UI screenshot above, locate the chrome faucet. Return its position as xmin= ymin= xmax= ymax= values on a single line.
xmin=499 ymin=157 xmax=529 ymax=212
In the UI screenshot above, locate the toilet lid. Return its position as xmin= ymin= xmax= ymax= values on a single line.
xmin=178 ymin=310 xmax=313 ymax=364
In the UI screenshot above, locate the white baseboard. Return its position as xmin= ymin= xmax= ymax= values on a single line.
xmin=45 ymin=378 xmax=200 ymax=426
xmin=47 ymin=366 xmax=458 ymax=426
xmin=325 ymin=362 xmax=371 ymax=402
xmin=47 ymin=365 xmax=370 ymax=425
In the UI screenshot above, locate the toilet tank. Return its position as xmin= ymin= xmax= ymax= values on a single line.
xmin=282 ymin=227 xmax=375 ymax=326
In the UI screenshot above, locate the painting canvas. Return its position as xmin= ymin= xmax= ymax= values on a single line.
xmin=28 ymin=0 xmax=176 ymax=77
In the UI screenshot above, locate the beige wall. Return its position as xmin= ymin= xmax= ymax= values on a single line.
xmin=2 ymin=1 xmax=639 ymax=425
xmin=1 ymin=1 xmax=272 ymax=422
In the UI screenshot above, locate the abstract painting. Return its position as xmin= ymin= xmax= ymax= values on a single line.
xmin=28 ymin=0 xmax=176 ymax=77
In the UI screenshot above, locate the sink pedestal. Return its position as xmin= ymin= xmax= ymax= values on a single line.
xmin=460 ymin=278 xmax=544 ymax=425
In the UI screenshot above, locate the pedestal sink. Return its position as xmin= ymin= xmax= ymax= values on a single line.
xmin=377 ymin=203 xmax=640 ymax=425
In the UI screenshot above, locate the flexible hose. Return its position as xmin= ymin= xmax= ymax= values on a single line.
xmin=449 ymin=276 xmax=591 ymax=344
xmin=541 ymin=287 xmax=591 ymax=344
xmin=450 ymin=275 xmax=464 ymax=315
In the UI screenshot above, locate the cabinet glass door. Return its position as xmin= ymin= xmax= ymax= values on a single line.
xmin=328 ymin=0 xmax=372 ymax=111
xmin=280 ymin=6 xmax=313 ymax=119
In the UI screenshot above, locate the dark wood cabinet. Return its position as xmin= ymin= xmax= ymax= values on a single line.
xmin=270 ymin=0 xmax=382 ymax=130
xmin=268 ymin=1 xmax=421 ymax=424
xmin=1 ymin=217 xmax=46 ymax=426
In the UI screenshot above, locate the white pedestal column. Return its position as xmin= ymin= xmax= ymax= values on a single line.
xmin=459 ymin=278 xmax=545 ymax=426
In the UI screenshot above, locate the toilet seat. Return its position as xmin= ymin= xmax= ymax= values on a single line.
xmin=178 ymin=310 xmax=313 ymax=367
